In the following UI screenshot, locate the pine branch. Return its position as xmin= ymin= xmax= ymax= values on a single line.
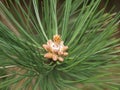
xmin=0 ymin=0 xmax=120 ymax=90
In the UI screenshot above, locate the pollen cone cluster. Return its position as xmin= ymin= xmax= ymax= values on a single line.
xmin=43 ymin=35 xmax=68 ymax=62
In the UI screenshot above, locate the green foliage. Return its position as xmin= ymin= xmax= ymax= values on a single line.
xmin=0 ymin=0 xmax=120 ymax=90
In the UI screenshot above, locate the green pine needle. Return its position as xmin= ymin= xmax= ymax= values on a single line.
xmin=0 ymin=0 xmax=120 ymax=90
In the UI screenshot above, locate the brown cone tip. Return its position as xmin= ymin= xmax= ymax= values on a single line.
xmin=43 ymin=35 xmax=68 ymax=62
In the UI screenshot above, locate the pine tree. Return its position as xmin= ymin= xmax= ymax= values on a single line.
xmin=0 ymin=0 xmax=120 ymax=90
